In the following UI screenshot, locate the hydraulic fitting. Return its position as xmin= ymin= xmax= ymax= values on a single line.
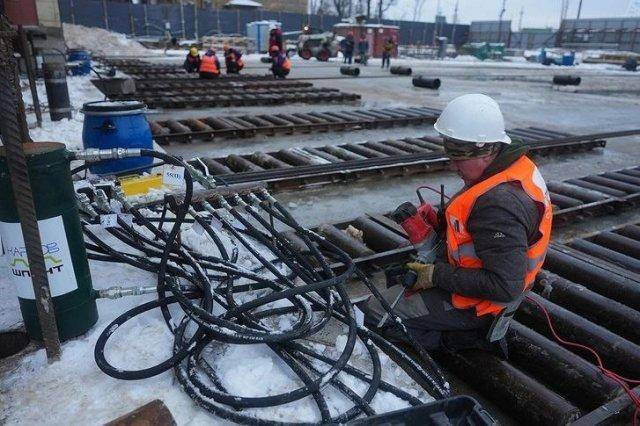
xmin=70 ymin=148 xmax=142 ymax=162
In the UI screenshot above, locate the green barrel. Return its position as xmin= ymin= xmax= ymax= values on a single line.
xmin=0 ymin=142 xmax=97 ymax=341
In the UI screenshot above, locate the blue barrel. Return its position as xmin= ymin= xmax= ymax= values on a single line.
xmin=562 ymin=52 xmax=575 ymax=66
xmin=68 ymin=49 xmax=91 ymax=76
xmin=82 ymin=100 xmax=154 ymax=175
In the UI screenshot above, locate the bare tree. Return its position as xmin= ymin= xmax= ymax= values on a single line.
xmin=332 ymin=0 xmax=353 ymax=18
xmin=377 ymin=0 xmax=397 ymax=20
xmin=412 ymin=0 xmax=426 ymax=21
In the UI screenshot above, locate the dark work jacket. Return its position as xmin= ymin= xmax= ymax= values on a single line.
xmin=183 ymin=54 xmax=201 ymax=73
xmin=433 ymin=140 xmax=543 ymax=303
xmin=357 ymin=40 xmax=369 ymax=54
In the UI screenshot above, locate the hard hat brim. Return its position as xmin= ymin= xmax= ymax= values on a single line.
xmin=434 ymin=121 xmax=512 ymax=145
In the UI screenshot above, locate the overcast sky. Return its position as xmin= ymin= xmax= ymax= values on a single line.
xmin=385 ymin=0 xmax=638 ymax=29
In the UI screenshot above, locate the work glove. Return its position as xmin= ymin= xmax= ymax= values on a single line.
xmin=405 ymin=262 xmax=436 ymax=290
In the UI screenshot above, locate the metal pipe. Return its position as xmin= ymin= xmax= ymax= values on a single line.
xmin=352 ymin=216 xmax=409 ymax=252
xmin=438 ymin=350 xmax=581 ymax=425
xmin=317 ymin=224 xmax=375 ymax=258
xmin=590 ymin=231 xmax=640 ymax=260
xmin=412 ymin=76 xmax=441 ymax=89
xmin=518 ymin=292 xmax=640 ymax=378
xmin=0 ymin=20 xmax=60 ymax=361
xmin=552 ymin=75 xmax=581 ymax=86
xmin=340 ymin=66 xmax=360 ymax=76
xmin=546 ymin=182 xmax=608 ymax=203
xmin=537 ymin=271 xmax=640 ymax=344
xmin=507 ymin=321 xmax=621 ymax=410
xmin=544 ymin=246 xmax=640 ymax=311
xmin=567 ymin=238 xmax=640 ymax=273
xmin=389 ymin=66 xmax=412 ymax=75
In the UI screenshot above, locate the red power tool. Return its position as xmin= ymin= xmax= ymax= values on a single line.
xmin=377 ymin=186 xmax=446 ymax=327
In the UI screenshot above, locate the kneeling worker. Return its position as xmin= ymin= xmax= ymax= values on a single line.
xmin=224 ymin=44 xmax=244 ymax=74
xmin=270 ymin=46 xmax=291 ymax=79
xmin=362 ymin=94 xmax=552 ymax=351
xmin=199 ymin=49 xmax=221 ymax=79
xmin=183 ymin=47 xmax=201 ymax=73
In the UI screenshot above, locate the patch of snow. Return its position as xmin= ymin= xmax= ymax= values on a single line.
xmin=63 ymin=23 xmax=148 ymax=56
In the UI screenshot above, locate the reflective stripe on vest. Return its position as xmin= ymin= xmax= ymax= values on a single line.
xmin=445 ymin=155 xmax=553 ymax=317
xmin=200 ymin=55 xmax=219 ymax=74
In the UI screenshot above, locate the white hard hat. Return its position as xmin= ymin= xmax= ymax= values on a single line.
xmin=434 ymin=94 xmax=511 ymax=144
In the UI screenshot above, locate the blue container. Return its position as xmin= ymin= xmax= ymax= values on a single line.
xmin=82 ymin=100 xmax=154 ymax=175
xmin=68 ymin=49 xmax=91 ymax=76
xmin=562 ymin=52 xmax=575 ymax=66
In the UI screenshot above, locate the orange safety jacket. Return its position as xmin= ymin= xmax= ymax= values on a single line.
xmin=200 ymin=55 xmax=220 ymax=74
xmin=445 ymin=155 xmax=553 ymax=317
xmin=282 ymin=56 xmax=291 ymax=71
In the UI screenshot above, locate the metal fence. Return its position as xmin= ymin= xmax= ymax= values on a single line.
xmin=558 ymin=17 xmax=640 ymax=52
xmin=57 ymin=0 xmax=469 ymax=46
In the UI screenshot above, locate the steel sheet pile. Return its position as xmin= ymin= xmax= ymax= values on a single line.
xmin=73 ymin=151 xmax=449 ymax=424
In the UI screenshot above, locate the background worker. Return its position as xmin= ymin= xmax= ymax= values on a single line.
xmin=362 ymin=94 xmax=552 ymax=351
xmin=183 ymin=47 xmax=201 ymax=73
xmin=270 ymin=45 xmax=291 ymax=79
xmin=357 ymin=34 xmax=369 ymax=66
xmin=223 ymin=44 xmax=244 ymax=74
xmin=269 ymin=25 xmax=283 ymax=57
xmin=381 ymin=37 xmax=394 ymax=68
xmin=199 ymin=49 xmax=221 ymax=79
xmin=342 ymin=32 xmax=355 ymax=64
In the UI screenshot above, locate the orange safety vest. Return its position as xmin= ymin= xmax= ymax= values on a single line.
xmin=445 ymin=155 xmax=553 ymax=317
xmin=200 ymin=55 xmax=219 ymax=74
xmin=282 ymin=57 xmax=291 ymax=71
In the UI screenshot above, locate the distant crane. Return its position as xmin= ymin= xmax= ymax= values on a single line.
xmin=451 ymin=0 xmax=459 ymax=45
xmin=497 ymin=0 xmax=506 ymax=44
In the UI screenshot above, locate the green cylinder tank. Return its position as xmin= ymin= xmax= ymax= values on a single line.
xmin=0 ymin=142 xmax=97 ymax=341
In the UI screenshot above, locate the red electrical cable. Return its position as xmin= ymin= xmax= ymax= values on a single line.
xmin=526 ymin=295 xmax=640 ymax=425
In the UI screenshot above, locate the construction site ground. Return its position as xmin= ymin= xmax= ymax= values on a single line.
xmin=154 ymin=55 xmax=640 ymax=229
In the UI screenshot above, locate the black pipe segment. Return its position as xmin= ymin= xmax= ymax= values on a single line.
xmin=567 ymin=238 xmax=640 ymax=273
xmin=340 ymin=66 xmax=360 ymax=77
xmin=507 ymin=321 xmax=621 ymax=411
xmin=517 ymin=292 xmax=640 ymax=378
xmin=43 ymin=62 xmax=72 ymax=121
xmin=544 ymin=246 xmax=640 ymax=311
xmin=552 ymin=75 xmax=581 ymax=86
xmin=589 ymin=231 xmax=640 ymax=260
xmin=438 ymin=350 xmax=581 ymax=425
xmin=389 ymin=66 xmax=412 ymax=75
xmin=412 ymin=76 xmax=441 ymax=89
xmin=537 ymin=271 xmax=640 ymax=344
xmin=352 ymin=216 xmax=409 ymax=252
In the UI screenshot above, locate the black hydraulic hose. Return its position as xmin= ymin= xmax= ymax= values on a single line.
xmin=84 ymin=149 xmax=450 ymax=424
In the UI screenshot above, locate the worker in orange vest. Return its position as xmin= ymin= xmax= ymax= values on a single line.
xmin=223 ymin=43 xmax=244 ymax=74
xmin=270 ymin=46 xmax=291 ymax=79
xmin=199 ymin=49 xmax=221 ymax=79
xmin=362 ymin=94 xmax=552 ymax=352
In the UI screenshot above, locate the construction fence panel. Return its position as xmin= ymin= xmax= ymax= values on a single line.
xmin=57 ymin=0 xmax=470 ymax=46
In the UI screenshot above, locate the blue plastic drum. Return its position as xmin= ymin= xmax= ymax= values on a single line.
xmin=82 ymin=100 xmax=154 ymax=175
xmin=68 ymin=49 xmax=91 ymax=76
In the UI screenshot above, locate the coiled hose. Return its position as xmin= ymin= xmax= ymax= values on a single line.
xmin=74 ymin=150 xmax=449 ymax=424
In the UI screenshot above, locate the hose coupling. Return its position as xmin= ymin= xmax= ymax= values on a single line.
xmin=97 ymin=285 xmax=159 ymax=299
xmin=76 ymin=193 xmax=98 ymax=219
xmin=71 ymin=148 xmax=142 ymax=162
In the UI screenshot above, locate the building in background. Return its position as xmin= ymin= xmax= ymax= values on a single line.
xmin=558 ymin=17 xmax=640 ymax=53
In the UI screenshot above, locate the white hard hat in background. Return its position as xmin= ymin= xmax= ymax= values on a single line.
xmin=434 ymin=94 xmax=511 ymax=144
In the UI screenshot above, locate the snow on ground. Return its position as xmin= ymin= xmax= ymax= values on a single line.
xmin=22 ymin=73 xmax=104 ymax=151
xmin=64 ymin=23 xmax=148 ymax=56
xmin=1 ymin=177 xmax=431 ymax=425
